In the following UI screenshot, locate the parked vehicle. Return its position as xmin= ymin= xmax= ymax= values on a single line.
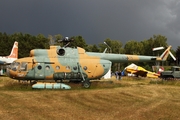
xmin=160 ymin=66 xmax=180 ymax=80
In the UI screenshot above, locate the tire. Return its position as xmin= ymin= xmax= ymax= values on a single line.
xmin=83 ymin=81 xmax=91 ymax=88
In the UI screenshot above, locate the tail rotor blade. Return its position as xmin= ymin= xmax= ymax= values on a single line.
xmin=169 ymin=51 xmax=176 ymax=61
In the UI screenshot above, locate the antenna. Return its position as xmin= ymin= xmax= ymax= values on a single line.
xmin=103 ymin=48 xmax=107 ymax=53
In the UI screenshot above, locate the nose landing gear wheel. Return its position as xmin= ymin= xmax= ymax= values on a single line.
xmin=83 ymin=81 xmax=91 ymax=88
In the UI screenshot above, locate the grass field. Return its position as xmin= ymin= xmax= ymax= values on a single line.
xmin=1 ymin=76 xmax=180 ymax=120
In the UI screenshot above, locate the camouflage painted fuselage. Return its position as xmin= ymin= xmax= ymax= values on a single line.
xmin=8 ymin=46 xmax=111 ymax=81
xmin=8 ymin=45 xmax=171 ymax=82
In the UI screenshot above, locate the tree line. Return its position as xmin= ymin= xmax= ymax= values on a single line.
xmin=0 ymin=32 xmax=179 ymax=71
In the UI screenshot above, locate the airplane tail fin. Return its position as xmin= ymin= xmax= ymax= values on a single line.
xmin=8 ymin=41 xmax=18 ymax=58
xmin=159 ymin=45 xmax=171 ymax=61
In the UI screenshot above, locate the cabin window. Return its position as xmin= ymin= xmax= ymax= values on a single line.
xmin=66 ymin=66 xmax=70 ymax=70
xmin=11 ymin=62 xmax=20 ymax=71
xmin=73 ymin=66 xmax=77 ymax=70
xmin=46 ymin=65 xmax=50 ymax=70
xmin=175 ymin=68 xmax=180 ymax=71
xmin=37 ymin=65 xmax=42 ymax=70
xmin=56 ymin=66 xmax=60 ymax=70
xmin=20 ymin=62 xmax=27 ymax=71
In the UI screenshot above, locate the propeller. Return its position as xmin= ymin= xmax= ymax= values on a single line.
xmin=169 ymin=51 xmax=176 ymax=61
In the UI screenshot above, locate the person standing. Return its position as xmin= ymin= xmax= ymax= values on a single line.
xmin=115 ymin=71 xmax=119 ymax=80
xmin=118 ymin=71 xmax=121 ymax=80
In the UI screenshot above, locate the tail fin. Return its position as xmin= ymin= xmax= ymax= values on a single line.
xmin=159 ymin=45 xmax=171 ymax=61
xmin=8 ymin=41 xmax=18 ymax=58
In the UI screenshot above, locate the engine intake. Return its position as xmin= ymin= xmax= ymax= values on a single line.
xmin=57 ymin=48 xmax=65 ymax=56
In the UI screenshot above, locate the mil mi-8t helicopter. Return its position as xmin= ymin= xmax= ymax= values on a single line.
xmin=7 ymin=37 xmax=172 ymax=88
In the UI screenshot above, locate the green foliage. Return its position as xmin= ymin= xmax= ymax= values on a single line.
xmin=122 ymin=35 xmax=170 ymax=72
xmin=143 ymin=64 xmax=152 ymax=71
xmin=98 ymin=38 xmax=123 ymax=53
xmin=86 ymin=44 xmax=100 ymax=52
xmin=141 ymin=35 xmax=168 ymax=55
xmin=70 ymin=36 xmax=88 ymax=48
xmin=124 ymin=40 xmax=143 ymax=54
xmin=0 ymin=32 xmax=49 ymax=58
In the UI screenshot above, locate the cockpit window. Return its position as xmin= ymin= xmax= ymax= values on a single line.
xmin=11 ymin=62 xmax=20 ymax=71
xmin=20 ymin=62 xmax=27 ymax=71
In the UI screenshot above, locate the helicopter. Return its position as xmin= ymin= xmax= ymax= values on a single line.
xmin=7 ymin=37 xmax=172 ymax=88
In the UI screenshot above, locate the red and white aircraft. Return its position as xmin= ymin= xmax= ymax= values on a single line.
xmin=0 ymin=41 xmax=18 ymax=65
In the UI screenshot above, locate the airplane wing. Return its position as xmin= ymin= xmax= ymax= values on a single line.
xmin=125 ymin=63 xmax=159 ymax=78
xmin=126 ymin=68 xmax=148 ymax=77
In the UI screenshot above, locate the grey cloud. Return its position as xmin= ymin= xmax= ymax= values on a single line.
xmin=0 ymin=0 xmax=179 ymax=49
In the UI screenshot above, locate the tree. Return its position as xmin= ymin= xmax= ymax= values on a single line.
xmin=176 ymin=46 xmax=180 ymax=65
xmin=69 ymin=36 xmax=87 ymax=48
xmin=141 ymin=35 xmax=168 ymax=56
xmin=48 ymin=34 xmax=63 ymax=46
xmin=98 ymin=38 xmax=123 ymax=53
xmin=124 ymin=40 xmax=143 ymax=55
xmin=48 ymin=35 xmax=54 ymax=45
xmin=86 ymin=44 xmax=100 ymax=52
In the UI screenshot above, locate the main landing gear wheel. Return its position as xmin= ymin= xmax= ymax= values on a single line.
xmin=83 ymin=81 xmax=91 ymax=88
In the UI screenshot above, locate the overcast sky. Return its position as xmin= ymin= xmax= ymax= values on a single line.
xmin=0 ymin=0 xmax=180 ymax=50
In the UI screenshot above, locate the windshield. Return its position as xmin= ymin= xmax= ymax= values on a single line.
xmin=10 ymin=62 xmax=20 ymax=71
xmin=20 ymin=62 xmax=27 ymax=71
xmin=10 ymin=62 xmax=28 ymax=71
